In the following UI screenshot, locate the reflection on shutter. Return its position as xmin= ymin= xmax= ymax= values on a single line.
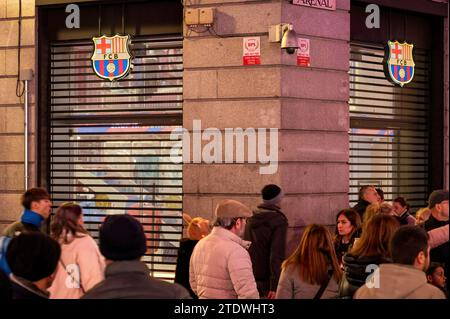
xmin=349 ymin=42 xmax=429 ymax=211
xmin=49 ymin=35 xmax=183 ymax=281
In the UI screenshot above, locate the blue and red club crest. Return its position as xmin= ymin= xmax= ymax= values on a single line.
xmin=384 ymin=40 xmax=415 ymax=87
xmin=91 ymin=35 xmax=132 ymax=81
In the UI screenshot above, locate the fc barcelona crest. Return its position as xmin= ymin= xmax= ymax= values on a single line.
xmin=384 ymin=40 xmax=415 ymax=87
xmin=91 ymin=35 xmax=132 ymax=81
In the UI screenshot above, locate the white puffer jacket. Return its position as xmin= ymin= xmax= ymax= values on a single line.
xmin=189 ymin=227 xmax=259 ymax=299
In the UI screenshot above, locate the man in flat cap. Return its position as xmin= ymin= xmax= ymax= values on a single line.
xmin=189 ymin=199 xmax=259 ymax=299
xmin=424 ymin=189 xmax=449 ymax=287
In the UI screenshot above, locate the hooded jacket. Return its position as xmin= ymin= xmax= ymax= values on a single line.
xmin=2 ymin=209 xmax=44 ymax=238
xmin=354 ymin=263 xmax=446 ymax=299
xmin=1 ymin=210 xmax=45 ymax=277
xmin=243 ymin=203 xmax=288 ymax=294
xmin=339 ymin=253 xmax=391 ymax=299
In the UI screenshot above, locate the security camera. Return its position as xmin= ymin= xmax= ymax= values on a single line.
xmin=281 ymin=24 xmax=299 ymax=55
xmin=268 ymin=23 xmax=299 ymax=55
xmin=284 ymin=47 xmax=297 ymax=55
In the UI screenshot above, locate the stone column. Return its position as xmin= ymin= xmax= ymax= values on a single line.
xmin=182 ymin=0 xmax=350 ymax=253
xmin=0 ymin=0 xmax=36 ymax=233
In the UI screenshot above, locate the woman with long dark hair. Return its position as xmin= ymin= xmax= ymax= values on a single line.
xmin=275 ymin=224 xmax=342 ymax=299
xmin=334 ymin=209 xmax=361 ymax=265
xmin=48 ymin=202 xmax=105 ymax=299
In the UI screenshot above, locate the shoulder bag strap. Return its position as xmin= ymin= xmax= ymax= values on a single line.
xmin=313 ymin=270 xmax=333 ymax=300
xmin=59 ymin=259 xmax=86 ymax=294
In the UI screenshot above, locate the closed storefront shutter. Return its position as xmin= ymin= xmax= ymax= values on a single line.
xmin=349 ymin=42 xmax=430 ymax=211
xmin=49 ymin=35 xmax=183 ymax=280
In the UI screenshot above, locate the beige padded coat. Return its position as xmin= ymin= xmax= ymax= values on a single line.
xmin=189 ymin=227 xmax=259 ymax=299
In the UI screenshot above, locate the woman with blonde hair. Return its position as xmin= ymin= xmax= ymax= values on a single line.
xmin=187 ymin=217 xmax=211 ymax=240
xmin=362 ymin=203 xmax=381 ymax=226
xmin=362 ymin=202 xmax=394 ymax=226
xmin=339 ymin=214 xmax=399 ymax=298
xmin=415 ymin=207 xmax=431 ymax=226
xmin=175 ymin=215 xmax=211 ymax=298
xmin=48 ymin=202 xmax=105 ymax=299
xmin=276 ymin=224 xmax=342 ymax=299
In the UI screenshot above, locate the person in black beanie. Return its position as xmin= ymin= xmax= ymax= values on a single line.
xmin=244 ymin=184 xmax=288 ymax=299
xmin=6 ymin=232 xmax=61 ymax=299
xmin=82 ymin=214 xmax=191 ymax=299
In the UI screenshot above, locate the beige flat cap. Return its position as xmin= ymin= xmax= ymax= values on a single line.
xmin=215 ymin=199 xmax=252 ymax=219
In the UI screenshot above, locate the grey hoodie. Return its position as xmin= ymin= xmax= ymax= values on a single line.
xmin=354 ymin=263 xmax=446 ymax=299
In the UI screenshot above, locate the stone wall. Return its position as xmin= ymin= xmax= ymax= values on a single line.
xmin=0 ymin=0 xmax=36 ymax=233
xmin=182 ymin=0 xmax=350 ymax=254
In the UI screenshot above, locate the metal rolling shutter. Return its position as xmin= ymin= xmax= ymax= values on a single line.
xmin=49 ymin=35 xmax=183 ymax=280
xmin=349 ymin=42 xmax=430 ymax=211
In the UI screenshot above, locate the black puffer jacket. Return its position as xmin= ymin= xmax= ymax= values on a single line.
xmin=338 ymin=253 xmax=391 ymax=299
xmin=243 ymin=203 xmax=288 ymax=295
xmin=175 ymin=238 xmax=199 ymax=298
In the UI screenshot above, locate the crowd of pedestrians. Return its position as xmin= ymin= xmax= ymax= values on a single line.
xmin=0 ymin=186 xmax=448 ymax=299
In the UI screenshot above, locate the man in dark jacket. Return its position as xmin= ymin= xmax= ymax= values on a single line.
xmin=0 ymin=188 xmax=52 ymax=277
xmin=2 ymin=188 xmax=52 ymax=237
xmin=244 ymin=184 xmax=288 ymax=299
xmin=352 ymin=185 xmax=380 ymax=219
xmin=82 ymin=214 xmax=191 ymax=299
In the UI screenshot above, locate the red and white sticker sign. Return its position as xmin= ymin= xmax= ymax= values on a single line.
xmin=297 ymin=38 xmax=310 ymax=67
xmin=243 ymin=37 xmax=261 ymax=65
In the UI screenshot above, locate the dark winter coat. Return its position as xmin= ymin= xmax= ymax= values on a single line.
xmin=175 ymin=238 xmax=199 ymax=298
xmin=0 ymin=268 xmax=12 ymax=300
xmin=82 ymin=260 xmax=191 ymax=299
xmin=243 ymin=203 xmax=288 ymax=296
xmin=2 ymin=209 xmax=46 ymax=238
xmin=352 ymin=199 xmax=370 ymax=220
xmin=334 ymin=229 xmax=361 ymax=265
xmin=338 ymin=253 xmax=391 ymax=299
xmin=9 ymin=275 xmax=49 ymax=300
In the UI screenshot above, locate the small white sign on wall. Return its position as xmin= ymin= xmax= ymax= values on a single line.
xmin=297 ymin=38 xmax=310 ymax=67
xmin=243 ymin=37 xmax=261 ymax=65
